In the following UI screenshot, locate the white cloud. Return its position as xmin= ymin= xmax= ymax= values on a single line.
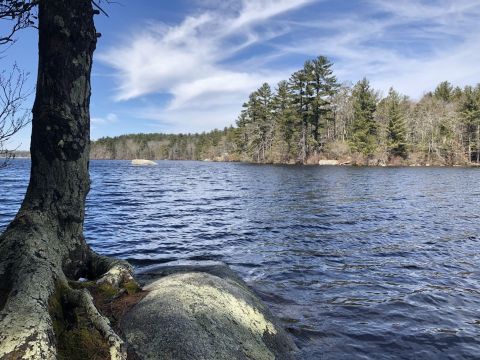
xmin=278 ymin=0 xmax=480 ymax=98
xmin=98 ymin=0 xmax=480 ymax=135
xmin=91 ymin=113 xmax=118 ymax=125
xmin=99 ymin=0 xmax=314 ymax=102
xmin=138 ymin=104 xmax=243 ymax=134
xmin=97 ymin=0 xmax=315 ymax=132
xmin=231 ymin=0 xmax=314 ymax=31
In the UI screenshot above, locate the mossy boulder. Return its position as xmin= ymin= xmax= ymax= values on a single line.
xmin=122 ymin=262 xmax=297 ymax=360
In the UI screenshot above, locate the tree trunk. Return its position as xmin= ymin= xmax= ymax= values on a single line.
xmin=0 ymin=1 xmax=134 ymax=359
xmin=476 ymin=124 xmax=479 ymax=163
xmin=300 ymin=119 xmax=306 ymax=163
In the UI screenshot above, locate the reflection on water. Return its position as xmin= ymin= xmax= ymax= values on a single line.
xmin=1 ymin=159 xmax=480 ymax=359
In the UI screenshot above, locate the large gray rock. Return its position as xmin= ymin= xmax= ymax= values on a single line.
xmin=318 ymin=159 xmax=339 ymax=166
xmin=122 ymin=261 xmax=297 ymax=360
xmin=131 ymin=159 xmax=157 ymax=166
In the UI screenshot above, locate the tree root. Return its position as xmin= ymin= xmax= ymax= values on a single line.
xmin=0 ymin=225 xmax=140 ymax=359
xmin=0 ymin=252 xmax=139 ymax=359
xmin=88 ymin=252 xmax=138 ymax=290
xmin=64 ymin=287 xmax=127 ymax=360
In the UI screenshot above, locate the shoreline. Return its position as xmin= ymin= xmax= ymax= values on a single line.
xmin=9 ymin=156 xmax=480 ymax=168
xmin=89 ymin=157 xmax=480 ymax=168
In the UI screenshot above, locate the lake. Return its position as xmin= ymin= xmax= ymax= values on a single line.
xmin=1 ymin=160 xmax=480 ymax=359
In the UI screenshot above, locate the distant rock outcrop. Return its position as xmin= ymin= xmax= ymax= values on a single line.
xmin=319 ymin=159 xmax=339 ymax=165
xmin=131 ymin=159 xmax=157 ymax=166
xmin=122 ymin=261 xmax=297 ymax=360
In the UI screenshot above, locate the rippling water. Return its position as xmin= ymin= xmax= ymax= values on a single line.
xmin=1 ymin=159 xmax=480 ymax=359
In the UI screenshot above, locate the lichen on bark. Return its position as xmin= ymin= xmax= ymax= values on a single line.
xmin=0 ymin=1 xmax=138 ymax=359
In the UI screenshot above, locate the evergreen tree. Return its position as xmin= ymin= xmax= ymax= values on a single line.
xmin=460 ymin=85 xmax=480 ymax=162
xmin=305 ymin=56 xmax=338 ymax=149
xmin=386 ymin=88 xmax=408 ymax=159
xmin=289 ymin=69 xmax=310 ymax=162
xmin=272 ymin=80 xmax=298 ymax=161
xmin=235 ymin=84 xmax=274 ymax=162
xmin=89 ymin=56 xmax=480 ymax=167
xmin=434 ymin=81 xmax=453 ymax=102
xmin=256 ymin=83 xmax=274 ymax=161
xmin=350 ymin=78 xmax=378 ymax=156
xmin=236 ymin=92 xmax=259 ymax=160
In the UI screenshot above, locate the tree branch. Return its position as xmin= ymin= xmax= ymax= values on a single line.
xmin=0 ymin=0 xmax=38 ymax=44
xmin=0 ymin=63 xmax=31 ymax=168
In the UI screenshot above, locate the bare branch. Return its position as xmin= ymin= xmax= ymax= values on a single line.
xmin=0 ymin=1 xmax=38 ymax=45
xmin=0 ymin=63 xmax=32 ymax=168
xmin=91 ymin=0 xmax=109 ymax=17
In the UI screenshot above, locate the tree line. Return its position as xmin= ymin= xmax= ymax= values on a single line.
xmin=92 ymin=56 xmax=480 ymax=166
xmin=91 ymin=130 xmax=237 ymax=161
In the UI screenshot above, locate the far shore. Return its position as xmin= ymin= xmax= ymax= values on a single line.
xmin=6 ymin=155 xmax=480 ymax=168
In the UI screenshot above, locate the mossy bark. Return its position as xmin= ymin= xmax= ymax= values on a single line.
xmin=0 ymin=1 xmax=135 ymax=359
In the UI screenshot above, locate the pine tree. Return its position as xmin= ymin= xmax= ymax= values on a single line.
xmin=305 ymin=56 xmax=338 ymax=150
xmin=236 ymin=92 xmax=259 ymax=160
xmin=272 ymin=80 xmax=298 ymax=161
xmin=289 ymin=69 xmax=309 ymax=162
xmin=350 ymin=78 xmax=378 ymax=156
xmin=386 ymin=88 xmax=408 ymax=159
xmin=434 ymin=81 xmax=453 ymax=102
xmin=254 ymin=83 xmax=274 ymax=162
xmin=235 ymin=84 xmax=274 ymax=162
xmin=460 ymin=85 xmax=480 ymax=162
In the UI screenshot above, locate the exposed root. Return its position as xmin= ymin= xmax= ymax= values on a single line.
xmin=0 ymin=224 xmax=140 ymax=359
xmin=89 ymin=252 xmax=138 ymax=290
xmin=96 ymin=263 xmax=135 ymax=289
xmin=64 ymin=287 xmax=127 ymax=360
xmin=68 ymin=278 xmax=147 ymax=360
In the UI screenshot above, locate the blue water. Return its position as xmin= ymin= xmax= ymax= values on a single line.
xmin=1 ymin=159 xmax=480 ymax=359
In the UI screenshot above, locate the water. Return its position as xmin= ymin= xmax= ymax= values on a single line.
xmin=1 ymin=159 xmax=480 ymax=359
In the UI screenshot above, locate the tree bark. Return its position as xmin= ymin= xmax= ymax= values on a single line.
xmin=0 ymin=1 xmax=134 ymax=358
xmin=476 ymin=124 xmax=479 ymax=163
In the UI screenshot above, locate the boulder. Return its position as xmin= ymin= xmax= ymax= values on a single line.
xmin=122 ymin=261 xmax=297 ymax=360
xmin=318 ymin=159 xmax=339 ymax=166
xmin=131 ymin=159 xmax=157 ymax=166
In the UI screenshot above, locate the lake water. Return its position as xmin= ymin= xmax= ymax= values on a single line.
xmin=1 ymin=160 xmax=480 ymax=359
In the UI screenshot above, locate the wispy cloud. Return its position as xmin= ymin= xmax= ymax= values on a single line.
xmin=98 ymin=0 xmax=480 ymax=134
xmin=97 ymin=0 xmax=315 ymax=132
xmin=99 ymin=0 xmax=314 ymax=102
xmin=91 ymin=113 xmax=118 ymax=125
xmin=278 ymin=0 xmax=480 ymax=98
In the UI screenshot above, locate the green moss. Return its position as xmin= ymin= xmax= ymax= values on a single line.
xmin=123 ymin=280 xmax=141 ymax=295
xmin=57 ymin=327 xmax=109 ymax=360
xmin=70 ymin=278 xmax=141 ymax=297
xmin=96 ymin=283 xmax=119 ymax=298
xmin=69 ymin=280 xmax=119 ymax=298
xmin=48 ymin=284 xmax=110 ymax=360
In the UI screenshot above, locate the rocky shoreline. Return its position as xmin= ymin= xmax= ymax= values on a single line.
xmin=8 ymin=153 xmax=480 ymax=167
xmin=123 ymin=261 xmax=298 ymax=360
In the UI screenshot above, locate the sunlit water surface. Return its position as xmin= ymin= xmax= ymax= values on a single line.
xmin=1 ymin=159 xmax=480 ymax=359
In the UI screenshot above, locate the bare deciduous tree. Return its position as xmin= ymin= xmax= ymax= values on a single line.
xmin=0 ymin=64 xmax=31 ymax=167
xmin=0 ymin=1 xmax=136 ymax=358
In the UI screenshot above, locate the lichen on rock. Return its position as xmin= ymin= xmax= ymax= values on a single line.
xmin=122 ymin=264 xmax=297 ymax=360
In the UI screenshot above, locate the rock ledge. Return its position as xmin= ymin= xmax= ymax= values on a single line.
xmin=122 ymin=261 xmax=297 ymax=360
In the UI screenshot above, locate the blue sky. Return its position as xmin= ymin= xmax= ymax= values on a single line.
xmin=2 ymin=0 xmax=480 ymax=150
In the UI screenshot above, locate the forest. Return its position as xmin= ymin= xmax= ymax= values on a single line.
xmin=91 ymin=56 xmax=480 ymax=166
